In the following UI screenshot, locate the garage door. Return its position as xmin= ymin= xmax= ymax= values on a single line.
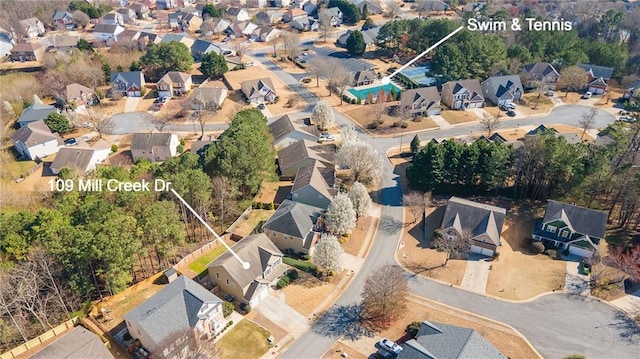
xmin=569 ymin=245 xmax=594 ymax=258
xmin=470 ymin=245 xmax=494 ymax=257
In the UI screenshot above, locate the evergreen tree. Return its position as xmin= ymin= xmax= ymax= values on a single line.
xmin=346 ymin=30 xmax=366 ymax=56
xmin=200 ymin=52 xmax=228 ymax=78
xmin=410 ymin=135 xmax=420 ymax=154
xmin=140 ymin=42 xmax=194 ymax=81
xmin=46 ymin=112 xmax=72 ymax=134
xmin=201 ymin=3 xmax=222 ymax=18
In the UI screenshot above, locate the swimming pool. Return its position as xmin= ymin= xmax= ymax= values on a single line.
xmin=347 ymin=83 xmax=401 ymax=101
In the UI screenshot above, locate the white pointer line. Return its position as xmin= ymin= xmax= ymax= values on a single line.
xmin=383 ymin=25 xmax=465 ymax=82
xmin=170 ymin=188 xmax=251 ymax=269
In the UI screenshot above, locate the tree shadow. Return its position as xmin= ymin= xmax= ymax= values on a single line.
xmin=379 ymin=215 xmax=405 ymax=234
xmin=312 ymin=303 xmax=374 ymax=341
xmin=608 ymin=310 xmax=640 ymax=345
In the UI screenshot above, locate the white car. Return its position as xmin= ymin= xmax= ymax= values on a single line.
xmin=245 ymin=62 xmax=254 ymax=67
xmin=379 ymin=338 xmax=402 ymax=354
xmin=581 ymin=91 xmax=592 ymax=99
xmin=505 ymin=103 xmax=516 ymax=110
xmin=318 ymin=132 xmax=336 ymax=142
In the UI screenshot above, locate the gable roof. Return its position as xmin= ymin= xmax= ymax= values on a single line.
xmin=276 ymin=139 xmax=334 ymax=174
xmin=19 ymin=17 xmax=42 ymax=29
xmin=442 ymin=79 xmax=483 ymax=101
xmin=268 ymin=114 xmax=296 ymax=143
xmin=17 ymin=104 xmax=57 ymax=126
xmin=30 ymin=326 xmax=114 ymax=359
xmin=525 ymin=124 xmax=557 ymax=136
xmin=241 ymin=77 xmax=275 ymax=98
xmin=191 ymin=38 xmax=220 ymax=54
xmin=481 ymin=75 xmax=523 ymax=100
xmin=10 ymin=120 xmax=61 ymax=146
xmin=400 ymin=87 xmax=441 ymax=110
xmin=523 ymin=62 xmax=559 ymax=77
xmin=10 ymin=42 xmax=41 ymax=53
xmin=93 ymin=23 xmax=122 ymax=34
xmin=226 ymin=6 xmax=245 ymax=15
xmin=291 ymin=160 xmax=334 ymax=200
xmin=286 ymin=8 xmax=307 ymax=18
xmin=110 ymin=71 xmax=145 ymax=88
xmin=208 ymin=233 xmax=283 ymax=296
xmin=352 ymin=70 xmax=377 ymax=84
xmin=131 ymin=133 xmax=175 ymax=150
xmin=441 ymin=197 xmax=507 ymax=246
xmin=158 ymin=71 xmax=191 ymax=84
xmin=124 ymin=276 xmax=222 ymax=347
xmin=66 ymin=83 xmax=95 ymax=100
xmin=543 ymin=200 xmax=607 ymax=239
xmin=51 ymin=147 xmax=96 ymax=173
xmin=398 ymin=321 xmax=504 ymax=359
xmin=263 ymin=199 xmax=322 ymax=240
xmin=52 ymin=11 xmax=73 ymax=20
xmin=577 ymin=63 xmax=614 ymax=81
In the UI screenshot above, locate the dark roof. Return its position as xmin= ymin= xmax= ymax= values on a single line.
xmin=110 ymin=71 xmax=145 ymax=88
xmin=124 ymin=276 xmax=222 ymax=347
xmin=441 ymin=197 xmax=507 ymax=246
xmin=291 ymin=160 xmax=333 ymax=200
xmin=191 ymin=39 xmax=220 ymax=54
xmin=400 ymin=87 xmax=441 ymax=110
xmin=30 ymin=326 xmax=114 ymax=359
xmin=577 ymin=63 xmax=614 ymax=81
xmin=131 ymin=132 xmax=174 ymax=150
xmin=442 ymin=79 xmax=483 ymax=101
xmin=488 ymin=132 xmax=507 ymax=143
xmin=93 ymin=23 xmax=120 ymax=34
xmin=51 ymin=147 xmax=96 ymax=173
xmin=523 ymin=62 xmax=559 ymax=77
xmin=10 ymin=120 xmax=61 ymax=146
xmin=277 ymin=139 xmax=335 ymax=175
xmin=226 ymin=6 xmax=244 ymax=15
xmin=481 ymin=75 xmax=523 ymax=100
xmin=263 ymin=199 xmax=322 ymax=239
xmin=525 ymin=124 xmax=557 ymax=136
xmin=542 ymin=200 xmax=607 ymax=239
xmin=268 ymin=114 xmax=295 ymax=143
xmin=17 ymin=104 xmax=57 ymax=126
xmin=398 ymin=321 xmax=504 ymax=359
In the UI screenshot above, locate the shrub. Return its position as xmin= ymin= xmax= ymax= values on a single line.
xmin=228 ymin=320 xmax=233 ymax=326
xmin=412 ymin=116 xmax=423 ymax=122
xmin=222 ymin=301 xmax=234 ymax=317
xmin=351 ymin=98 xmax=356 ymax=104
xmin=110 ymin=144 xmax=118 ymax=153
xmin=301 ymin=254 xmax=310 ymax=260
xmin=254 ymin=202 xmax=263 ymax=209
xmin=400 ymin=121 xmax=408 ymax=128
xmin=244 ymin=304 xmax=252 ymax=313
xmin=328 ymin=270 xmax=336 ymax=277
xmin=406 ymin=321 xmax=421 ymax=336
xmin=283 ymin=257 xmax=317 ymax=273
xmin=266 ymin=202 xmax=275 ymax=210
xmin=356 ymin=97 xmax=362 ymax=105
xmin=367 ymin=120 xmax=380 ymax=129
xmin=392 ymin=121 xmax=401 ymax=128
xmin=289 ymin=269 xmax=299 ymax=280
xmin=176 ymin=144 xmax=184 ymax=153
xmin=492 ymin=252 xmax=500 ymax=260
xmin=530 ymin=241 xmax=545 ymax=254
xmin=179 ymin=138 xmax=186 ymax=145
xmin=562 ymin=249 xmax=570 ymax=257
xmin=277 ymin=278 xmax=288 ymax=288
xmin=546 ymin=249 xmax=557 ymax=259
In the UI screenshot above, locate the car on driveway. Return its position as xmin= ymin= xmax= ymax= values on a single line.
xmin=258 ymin=103 xmax=266 ymax=110
xmin=619 ymin=115 xmax=637 ymax=123
xmin=506 ymin=110 xmax=516 ymax=117
xmin=222 ymin=50 xmax=232 ymax=55
xmin=224 ymin=294 xmax=235 ymax=302
xmin=581 ymin=91 xmax=592 ymax=99
xmin=318 ymin=131 xmax=335 ymax=142
xmin=378 ymin=338 xmax=402 ymax=355
xmin=64 ymin=138 xmax=77 ymax=146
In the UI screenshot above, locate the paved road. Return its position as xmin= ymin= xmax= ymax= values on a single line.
xmin=109 ymin=112 xmax=229 ymax=135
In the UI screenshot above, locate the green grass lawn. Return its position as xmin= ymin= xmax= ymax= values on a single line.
xmin=218 ymin=320 xmax=271 ymax=358
xmin=187 ymin=245 xmax=228 ymax=278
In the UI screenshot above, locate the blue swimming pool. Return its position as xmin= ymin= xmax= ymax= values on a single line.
xmin=347 ymin=83 xmax=401 ymax=101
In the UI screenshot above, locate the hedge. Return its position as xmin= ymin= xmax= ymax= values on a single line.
xmin=283 ymin=257 xmax=317 ymax=273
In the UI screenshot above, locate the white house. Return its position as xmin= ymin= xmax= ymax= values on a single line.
xmin=93 ymin=24 xmax=125 ymax=45
xmin=50 ymin=140 xmax=111 ymax=175
xmin=10 ymin=120 xmax=62 ymax=160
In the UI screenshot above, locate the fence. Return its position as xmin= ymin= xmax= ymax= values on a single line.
xmin=172 ymin=233 xmax=233 ymax=273
xmin=224 ymin=206 xmax=252 ymax=234
xmin=0 ymin=317 xmax=80 ymax=359
xmin=14 ymin=162 xmax=43 ymax=183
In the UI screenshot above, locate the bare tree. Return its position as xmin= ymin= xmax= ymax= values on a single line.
xmin=211 ymin=176 xmax=238 ymax=232
xmin=480 ymin=113 xmax=500 ymax=136
xmin=360 ymin=264 xmax=409 ymax=329
xmin=268 ymin=36 xmax=280 ymax=57
xmin=432 ymin=229 xmax=471 ymax=266
xmin=532 ymin=80 xmax=545 ymax=99
xmin=190 ymin=91 xmax=218 ymax=138
xmin=578 ymin=108 xmax=596 ymax=140
xmin=281 ymin=31 xmax=301 ymax=61
xmin=609 ymin=244 xmax=640 ymax=283
xmin=151 ymin=329 xmax=220 ymax=359
xmin=309 ymin=57 xmax=328 ymax=88
xmin=371 ymin=91 xmax=388 ymax=125
xmin=83 ymin=108 xmax=114 ymax=139
xmin=0 ymin=273 xmax=28 ymax=344
xmin=150 ymin=113 xmax=173 ymax=132
xmin=385 ymin=0 xmax=402 ymax=18
xmin=318 ymin=11 xmax=334 ymax=43
xmin=334 ymin=67 xmax=352 ymax=105
xmin=234 ymin=42 xmax=250 ymax=59
xmin=559 ymin=65 xmax=589 ymax=96
xmin=402 ymin=191 xmax=428 ymax=224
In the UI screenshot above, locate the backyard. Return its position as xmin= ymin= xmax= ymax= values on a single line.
xmin=217 ymin=319 xmax=272 ymax=358
xmin=344 ymin=106 xmax=439 ymax=134
xmin=231 ymin=209 xmax=275 ymax=238
xmin=187 ymin=245 xmax=229 ymax=278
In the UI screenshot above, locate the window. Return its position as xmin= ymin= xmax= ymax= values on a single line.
xmin=216 ymin=272 xmax=220 ymax=279
xmin=561 ymin=230 xmax=569 ymax=238
xmin=546 ymin=225 xmax=557 ymax=233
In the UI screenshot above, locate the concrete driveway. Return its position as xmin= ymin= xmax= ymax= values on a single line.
xmin=564 ymin=259 xmax=591 ymax=296
xmin=460 ymin=255 xmax=492 ymax=294
xmin=256 ymin=292 xmax=308 ymax=334
xmin=124 ymin=96 xmax=141 ymax=113
xmin=611 ymin=289 xmax=640 ymax=317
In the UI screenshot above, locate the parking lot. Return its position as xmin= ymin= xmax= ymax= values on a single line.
xmin=302 ymin=39 xmax=375 ymax=73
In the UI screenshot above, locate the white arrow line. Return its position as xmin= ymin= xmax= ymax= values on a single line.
xmin=382 ymin=25 xmax=465 ymax=83
xmin=170 ymin=188 xmax=251 ymax=270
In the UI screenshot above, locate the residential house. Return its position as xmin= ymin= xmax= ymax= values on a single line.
xmin=319 ymin=7 xmax=343 ymax=26
xmin=142 ymin=0 xmax=157 ymax=9
xmin=522 ymin=62 xmax=560 ymax=90
xmin=124 ymin=276 xmax=225 ymax=354
xmin=350 ymin=70 xmax=377 ymax=87
xmin=532 ymin=200 xmax=607 ymax=258
xmin=231 ymin=20 xmax=259 ymax=38
xmin=0 ymin=27 xmax=14 ymax=57
xmin=189 ymin=87 xmax=228 ymax=109
xmin=577 ymin=63 xmax=614 ymax=95
xmin=268 ymin=114 xmax=317 ymax=150
xmin=130 ymin=3 xmax=151 ymax=19
xmin=169 ymin=11 xmax=184 ymax=30
xmin=156 ymin=0 xmax=177 ymax=10
xmin=396 ymin=321 xmax=504 ymax=359
xmin=273 ymin=0 xmax=291 ymax=7
xmin=203 ymin=17 xmax=231 ymax=36
xmin=623 ymin=79 xmax=640 ymax=104
xmin=337 ymin=28 xmax=379 ymax=47
xmin=156 ymin=71 xmax=192 ymax=97
xmin=525 ymin=124 xmax=556 ymax=137
xmin=440 ymin=196 xmax=507 ymax=257
xmin=160 ymin=33 xmax=194 ymax=49
xmin=481 ymin=75 xmax=524 ymax=106
xmin=262 ymin=199 xmax=323 ymax=254
xmin=110 ymin=71 xmax=146 ymax=97
xmin=93 ymin=23 xmax=125 ymax=45
xmin=276 ymin=139 xmax=334 ymax=178
xmin=290 ymin=16 xmax=318 ymax=32
xmin=302 ymin=2 xmax=317 ymax=15
xmin=292 ymin=0 xmax=310 ymax=9
xmin=117 ymin=8 xmax=138 ymax=24
xmin=441 ymin=79 xmax=484 ymax=110
xmin=254 ymin=25 xmax=281 ymax=42
xmin=283 ymin=8 xmax=307 ymax=22
xmin=10 ymin=42 xmax=42 ymax=62
xmin=137 ymin=31 xmax=162 ymax=49
xmin=191 ymin=39 xmax=221 ymax=60
xmin=353 ymin=0 xmax=382 ymax=15
xmin=30 ymin=326 xmax=114 ymax=359
xmin=181 ymin=13 xmax=203 ymax=32
xmin=241 ymin=78 xmax=277 ymax=104
xmin=16 ymin=103 xmax=57 ymax=128
xmin=18 ymin=17 xmax=45 ymax=38
xmin=50 ymin=140 xmax=111 ymax=175
xmin=523 ymin=124 xmax=584 ymax=144
xmin=255 ymin=10 xmax=283 ymax=25
xmin=225 ymin=7 xmax=250 ymax=22
xmin=66 ymin=83 xmax=96 ymax=109
xmin=52 ymin=11 xmax=75 ymax=30
xmin=289 ymin=160 xmax=335 ymax=208
xmin=49 ymin=35 xmax=79 ymax=52
xmin=131 ymin=132 xmax=179 ymax=162
xmin=115 ymin=29 xmax=140 ymax=47
xmin=10 ymin=120 xmax=62 ymax=160
xmin=208 ymin=233 xmax=287 ymax=307
xmin=101 ymin=12 xmax=125 ymax=26
xmin=247 ymin=0 xmax=267 ymax=8
xmin=400 ymin=87 xmax=442 ymax=116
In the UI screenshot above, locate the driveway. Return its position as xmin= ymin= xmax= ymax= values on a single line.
xmin=564 ymin=259 xmax=591 ymax=297
xmin=124 ymin=96 xmax=141 ymax=113
xmin=256 ymin=292 xmax=309 ymax=335
xmin=611 ymin=289 xmax=640 ymax=317
xmin=460 ymin=255 xmax=491 ymax=294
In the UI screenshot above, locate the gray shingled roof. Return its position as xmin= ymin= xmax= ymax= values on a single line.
xmin=263 ymin=199 xmax=322 ymax=239
xmin=241 ymin=78 xmax=275 ymax=98
xmin=124 ymin=276 xmax=221 ymax=347
xmin=443 ymin=79 xmax=484 ymax=102
xmin=398 ymin=321 xmax=504 ymax=359
xmin=158 ymin=71 xmax=191 ymax=85
xmin=17 ymin=104 xmax=57 ymax=126
xmin=523 ymin=62 xmax=559 ymax=77
xmin=51 ymin=147 xmax=95 ymax=173
xmin=11 ymin=120 xmax=61 ymax=146
xmin=291 ymin=160 xmax=333 ymax=200
xmin=277 ymin=139 xmax=334 ymax=175
xmin=441 ymin=197 xmax=507 ymax=246
xmin=131 ymin=132 xmax=174 ymax=150
xmin=481 ymin=75 xmax=523 ymax=100
xmin=543 ymin=200 xmax=607 ymax=240
xmin=31 ymin=326 xmax=114 ymax=359
xmin=207 ymin=233 xmax=285 ymax=301
xmin=110 ymin=71 xmax=144 ymax=88
xmin=268 ymin=114 xmax=295 ymax=143
xmin=577 ymin=63 xmax=614 ymax=81
xmin=400 ymin=87 xmax=441 ymax=110
xmin=191 ymin=39 xmax=220 ymax=54
xmin=93 ymin=23 xmax=120 ymax=34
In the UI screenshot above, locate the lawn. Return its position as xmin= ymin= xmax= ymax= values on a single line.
xmin=440 ymin=110 xmax=480 ymax=125
xmin=344 ymin=106 xmax=439 ymax=134
xmin=232 ymin=209 xmax=275 ymax=238
xmin=218 ymin=319 xmax=272 ymax=358
xmin=187 ymin=245 xmax=228 ymax=278
xmin=518 ymin=93 xmax=554 ymax=115
xmin=282 ymin=271 xmax=335 ymax=316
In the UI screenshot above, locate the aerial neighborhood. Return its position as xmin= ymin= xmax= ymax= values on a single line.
xmin=1 ymin=1 xmax=640 ymax=359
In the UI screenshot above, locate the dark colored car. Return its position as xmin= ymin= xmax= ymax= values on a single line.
xmin=64 ymin=138 xmax=77 ymax=146
xmin=506 ymin=110 xmax=516 ymax=117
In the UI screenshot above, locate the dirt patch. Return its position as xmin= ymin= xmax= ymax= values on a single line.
xmin=254 ymin=181 xmax=291 ymax=204
xmin=343 ymin=216 xmax=374 ymax=257
xmin=550 ymin=124 xmax=594 ymax=141
xmin=301 ymin=77 xmax=346 ymax=108
xmin=322 ymin=342 xmax=368 ymax=359
xmin=518 ymin=93 xmax=554 ymax=116
xmin=344 ymin=106 xmax=438 ymax=134
xmin=440 ymin=110 xmax=480 ymax=125
xmin=282 ymin=271 xmax=336 ymax=317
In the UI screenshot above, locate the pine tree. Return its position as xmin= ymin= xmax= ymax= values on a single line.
xmin=410 ymin=135 xmax=420 ymax=154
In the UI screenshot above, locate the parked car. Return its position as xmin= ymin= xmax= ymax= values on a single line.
xmin=224 ymin=294 xmax=235 ymax=302
xmin=318 ymin=131 xmax=336 ymax=142
xmin=545 ymin=90 xmax=555 ymax=96
xmin=505 ymin=103 xmax=516 ymax=110
xmin=379 ymin=338 xmax=402 ymax=355
xmin=506 ymin=110 xmax=516 ymax=117
xmin=64 ymin=138 xmax=77 ymax=146
xmin=160 ymin=96 xmax=170 ymax=103
xmin=581 ymin=91 xmax=592 ymax=99
xmin=245 ymin=62 xmax=254 ymax=67
xmin=619 ymin=116 xmax=637 ymax=123
xmin=258 ymin=103 xmax=266 ymax=110
xmin=222 ymin=50 xmax=232 ymax=55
